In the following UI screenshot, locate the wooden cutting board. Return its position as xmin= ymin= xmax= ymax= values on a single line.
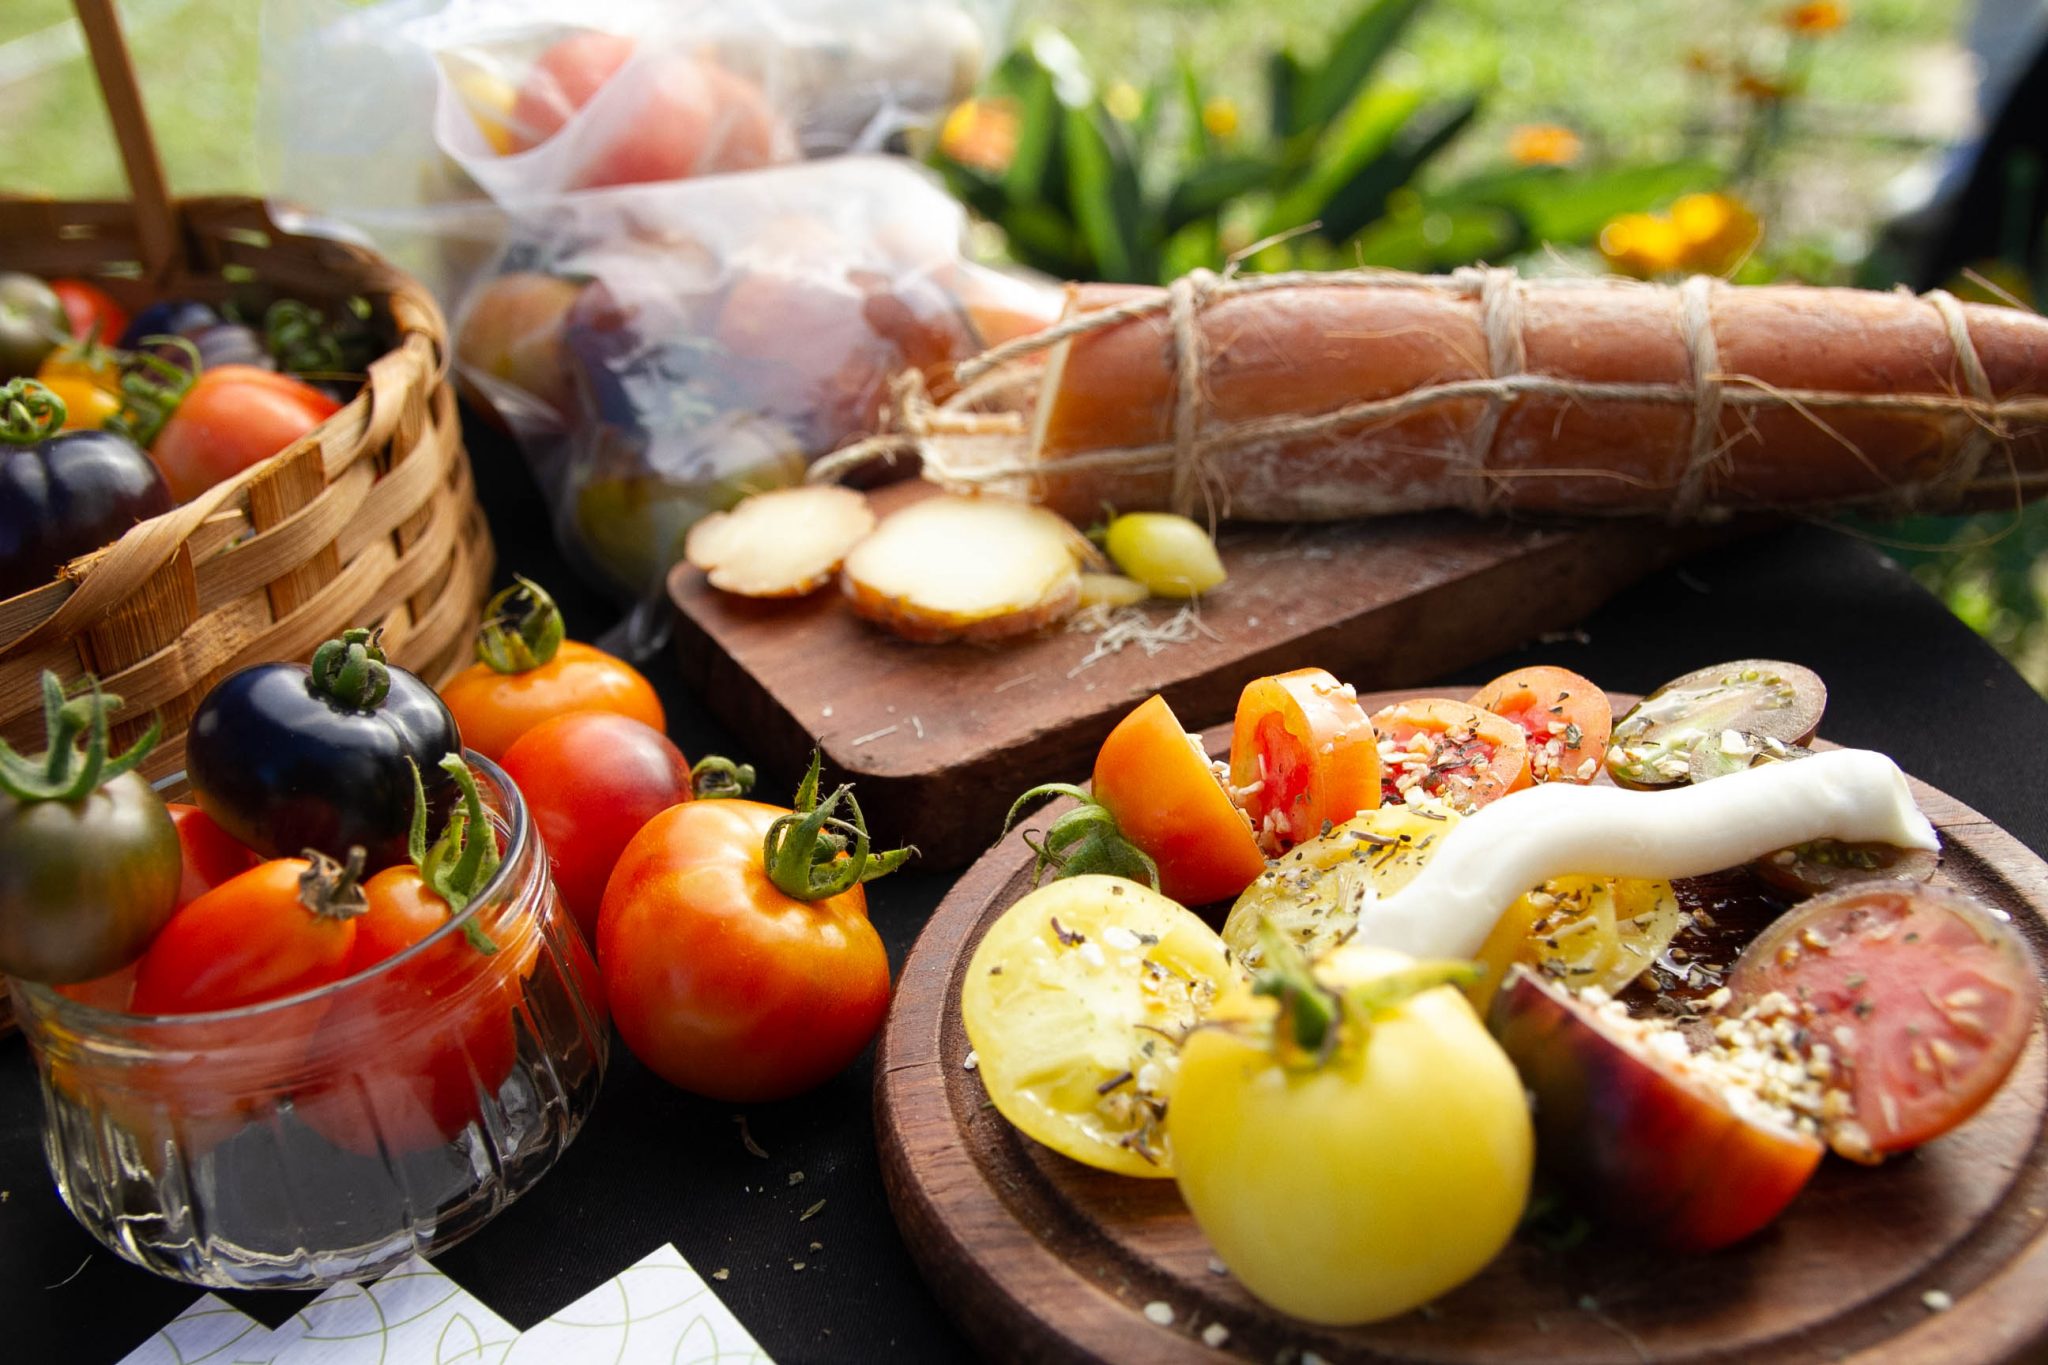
xmin=669 ymin=483 xmax=1730 ymax=865
xmin=874 ymin=701 xmax=2048 ymax=1364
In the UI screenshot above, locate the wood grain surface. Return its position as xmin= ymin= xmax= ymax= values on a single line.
xmin=669 ymin=484 xmax=1731 ymax=866
xmin=874 ymin=698 xmax=2048 ymax=1364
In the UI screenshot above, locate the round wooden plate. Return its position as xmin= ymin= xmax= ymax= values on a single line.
xmin=874 ymin=694 xmax=2048 ymax=1364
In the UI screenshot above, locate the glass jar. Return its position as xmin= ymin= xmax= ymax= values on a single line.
xmin=9 ymin=754 xmax=609 ymax=1289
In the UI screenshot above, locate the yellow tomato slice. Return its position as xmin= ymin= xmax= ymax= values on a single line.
xmin=960 ymin=875 xmax=1230 ymax=1178
xmin=1471 ymin=875 xmax=1681 ymax=1012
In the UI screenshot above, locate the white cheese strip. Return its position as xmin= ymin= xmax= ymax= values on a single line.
xmin=1356 ymin=748 xmax=1939 ymax=960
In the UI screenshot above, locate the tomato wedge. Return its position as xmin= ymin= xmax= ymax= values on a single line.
xmin=1229 ymin=668 xmax=1380 ymax=855
xmin=1092 ymin=694 xmax=1264 ymax=907
xmin=1469 ymin=665 xmax=1612 ymax=785
xmin=1727 ymin=882 xmax=2040 ymax=1161
xmin=1370 ymin=698 xmax=1531 ymax=810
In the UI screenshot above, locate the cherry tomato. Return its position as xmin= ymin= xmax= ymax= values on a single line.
xmin=168 ymin=802 xmax=261 ymax=908
xmin=1229 ymin=668 xmax=1380 ymax=855
xmin=1469 ymin=664 xmax=1612 ymax=785
xmin=0 ymin=273 xmax=64 ymax=380
xmin=1092 ymin=694 xmax=1265 ymax=907
xmin=48 ymin=279 xmax=129 ymax=345
xmin=439 ymin=578 xmax=665 ymax=762
xmin=1371 ymin=697 xmax=1532 ymax=811
xmin=0 ymin=382 xmax=171 ymax=599
xmin=131 ymin=851 xmax=364 ymax=1014
xmin=35 ymin=373 xmax=119 ymax=431
xmin=149 ymin=364 xmax=340 ymax=502
xmin=502 ymin=711 xmax=692 ymax=942
xmin=599 ymin=770 xmax=899 ymax=1102
xmin=1727 ymin=882 xmax=2040 ymax=1161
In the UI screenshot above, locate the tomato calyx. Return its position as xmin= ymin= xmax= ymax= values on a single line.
xmin=689 ymin=754 xmax=757 ymax=800
xmin=1247 ymin=920 xmax=1480 ymax=1069
xmin=0 ymin=377 xmax=66 ymax=444
xmin=296 ymin=846 xmax=371 ymax=921
xmin=405 ymin=755 xmax=501 ymax=953
xmin=761 ymin=752 xmax=915 ymax=901
xmin=0 ymin=670 xmax=160 ymax=803
xmin=1001 ymin=782 xmax=1161 ymax=892
xmin=475 ymin=576 xmax=567 ymax=674
xmin=106 ymin=340 xmax=198 ymax=450
xmin=309 ymin=627 xmax=394 ymax=709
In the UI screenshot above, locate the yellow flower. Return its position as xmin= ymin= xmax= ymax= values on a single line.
xmin=1784 ymin=2 xmax=1847 ymax=35
xmin=1201 ymin=96 xmax=1240 ymax=140
xmin=1670 ymin=192 xmax=1762 ymax=275
xmin=1105 ymin=81 xmax=1144 ymax=123
xmin=1599 ymin=213 xmax=1689 ymax=279
xmin=939 ymin=97 xmax=1020 ymax=175
xmin=1506 ymin=124 xmax=1582 ymax=167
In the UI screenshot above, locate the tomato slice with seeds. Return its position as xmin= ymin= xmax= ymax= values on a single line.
xmin=1092 ymin=694 xmax=1265 ymax=908
xmin=1727 ymin=882 xmax=2040 ymax=1161
xmin=1370 ymin=698 xmax=1531 ymax=811
xmin=1469 ymin=666 xmax=1613 ymax=785
xmin=1229 ymin=668 xmax=1380 ymax=855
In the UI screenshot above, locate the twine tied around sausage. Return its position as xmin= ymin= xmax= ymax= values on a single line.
xmin=808 ymin=264 xmax=2032 ymax=522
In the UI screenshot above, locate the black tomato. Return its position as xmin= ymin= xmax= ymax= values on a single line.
xmin=187 ymin=629 xmax=462 ymax=872
xmin=0 ymin=381 xmax=172 ymax=598
xmin=118 ymin=297 xmax=220 ymax=350
xmin=0 ymin=674 xmax=180 ymax=984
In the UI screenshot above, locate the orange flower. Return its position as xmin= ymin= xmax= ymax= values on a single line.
xmin=1599 ymin=192 xmax=1762 ymax=278
xmin=1507 ymin=124 xmax=1582 ymax=167
xmin=1735 ymin=71 xmax=1791 ymax=102
xmin=1784 ymin=2 xmax=1847 ymax=35
xmin=938 ymin=97 xmax=1020 ymax=175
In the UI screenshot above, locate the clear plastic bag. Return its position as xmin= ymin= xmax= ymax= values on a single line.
xmin=259 ymin=0 xmax=1005 ymax=301
xmin=449 ymin=156 xmax=1061 ymax=653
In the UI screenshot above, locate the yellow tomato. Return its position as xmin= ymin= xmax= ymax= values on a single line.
xmin=960 ymin=875 xmax=1230 ymax=1178
xmin=1170 ymin=943 xmax=1532 ymax=1325
xmin=1471 ymin=874 xmax=1680 ymax=1012
xmin=1102 ymin=512 xmax=1225 ymax=599
xmin=37 ymin=374 xmax=121 ymax=431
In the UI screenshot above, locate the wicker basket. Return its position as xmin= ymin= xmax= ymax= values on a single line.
xmin=0 ymin=4 xmax=495 ymax=1024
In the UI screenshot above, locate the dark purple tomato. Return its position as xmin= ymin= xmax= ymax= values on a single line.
xmin=119 ymin=298 xmax=220 ymax=349
xmin=186 ymin=630 xmax=462 ymax=872
xmin=0 ymin=429 xmax=173 ymax=598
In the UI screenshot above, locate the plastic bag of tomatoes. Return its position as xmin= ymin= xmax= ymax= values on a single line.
xmin=446 ymin=156 xmax=1058 ymax=652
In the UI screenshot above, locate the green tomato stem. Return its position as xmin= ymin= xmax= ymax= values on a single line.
xmin=0 ymin=671 xmax=159 ymax=803
xmin=297 ymin=846 xmax=370 ymax=922
xmin=0 ymin=378 xmax=65 ymax=445
xmin=107 ymin=338 xmax=197 ymax=450
xmin=761 ymin=751 xmax=914 ymax=902
xmin=309 ymin=628 xmax=392 ymax=710
xmin=1001 ymin=782 xmax=1160 ymax=892
xmin=690 ymin=755 xmax=757 ymax=800
xmin=408 ymin=755 xmax=500 ymax=953
xmin=1249 ymin=918 xmax=1484 ymax=1069
xmin=474 ymin=576 xmax=565 ymax=674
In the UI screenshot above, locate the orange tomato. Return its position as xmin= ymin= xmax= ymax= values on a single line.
xmin=130 ymin=854 xmax=361 ymax=1014
xmin=150 ymin=365 xmax=341 ymax=502
xmin=1092 ymin=694 xmax=1265 ymax=907
xmin=1229 ymin=668 xmax=1380 ymax=855
xmin=1370 ymin=697 xmax=1532 ymax=812
xmin=442 ymin=637 xmax=664 ymax=762
xmin=1469 ymin=665 xmax=1613 ymax=785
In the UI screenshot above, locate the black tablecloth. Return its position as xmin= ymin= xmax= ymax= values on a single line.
xmin=11 ymin=424 xmax=2048 ymax=1365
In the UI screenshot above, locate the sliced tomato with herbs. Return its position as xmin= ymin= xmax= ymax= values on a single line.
xmin=1371 ymin=697 xmax=1531 ymax=811
xmin=439 ymin=577 xmax=665 ymax=762
xmin=1726 ymin=882 xmax=2040 ymax=1162
xmin=130 ymin=849 xmax=367 ymax=1014
xmin=1468 ymin=665 xmax=1612 ymax=785
xmin=1095 ymin=694 xmax=1265 ymax=906
xmin=168 ymin=802 xmax=261 ymax=909
xmin=1229 ymin=668 xmax=1380 ymax=855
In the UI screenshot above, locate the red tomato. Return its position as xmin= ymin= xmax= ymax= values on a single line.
xmin=1092 ymin=694 xmax=1266 ymax=907
xmin=502 ymin=712 xmax=692 ymax=942
xmin=49 ymin=279 xmax=129 ymax=345
xmin=442 ymin=638 xmax=664 ymax=762
xmin=599 ymin=799 xmax=890 ymax=1101
xmin=168 ymin=802 xmax=261 ymax=909
xmin=296 ymin=864 xmax=518 ymax=1155
xmin=150 ymin=366 xmax=341 ymax=502
xmin=131 ymin=855 xmax=361 ymax=1013
xmin=1228 ymin=668 xmax=1380 ymax=855
xmin=1469 ymin=665 xmax=1613 ymax=785
xmin=1371 ymin=697 xmax=1532 ymax=811
xmin=508 ymin=32 xmax=788 ymax=188
xmin=1728 ymin=882 xmax=2041 ymax=1160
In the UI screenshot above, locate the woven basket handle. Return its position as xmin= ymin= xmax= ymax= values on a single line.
xmin=72 ymin=0 xmax=179 ymax=287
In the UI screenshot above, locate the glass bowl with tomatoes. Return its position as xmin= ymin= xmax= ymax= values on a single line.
xmin=7 ymin=754 xmax=608 ymax=1290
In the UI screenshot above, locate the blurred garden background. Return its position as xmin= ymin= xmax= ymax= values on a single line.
xmin=9 ymin=0 xmax=2048 ymax=681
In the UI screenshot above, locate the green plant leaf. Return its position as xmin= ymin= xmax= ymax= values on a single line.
xmin=1439 ymin=159 xmax=1723 ymax=246
xmin=1314 ymin=95 xmax=1479 ymax=243
xmin=1004 ymin=61 xmax=1063 ymax=205
xmin=1346 ymin=205 xmax=1526 ymax=273
xmin=1064 ymin=103 xmax=1152 ymax=282
xmin=1267 ymin=49 xmax=1305 ymax=140
xmin=1259 ymin=81 xmax=1424 ymax=239
xmin=1164 ymin=155 xmax=1279 ymax=236
xmin=1297 ymin=0 xmax=1428 ymax=134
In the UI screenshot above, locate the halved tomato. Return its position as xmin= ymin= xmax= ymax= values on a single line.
xmin=961 ymin=875 xmax=1231 ymax=1178
xmin=1371 ymin=697 xmax=1531 ymax=810
xmin=1092 ymin=694 xmax=1265 ymax=907
xmin=1229 ymin=667 xmax=1380 ymax=855
xmin=1469 ymin=665 xmax=1612 ymax=785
